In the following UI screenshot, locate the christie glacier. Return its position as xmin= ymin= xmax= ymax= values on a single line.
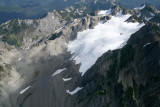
xmin=68 ymin=12 xmax=145 ymax=76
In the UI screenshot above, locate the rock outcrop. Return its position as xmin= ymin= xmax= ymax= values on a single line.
xmin=0 ymin=3 xmax=159 ymax=107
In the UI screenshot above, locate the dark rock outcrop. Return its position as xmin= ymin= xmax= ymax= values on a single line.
xmin=74 ymin=22 xmax=160 ymax=107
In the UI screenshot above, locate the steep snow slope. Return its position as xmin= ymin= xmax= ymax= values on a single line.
xmin=68 ymin=12 xmax=144 ymax=76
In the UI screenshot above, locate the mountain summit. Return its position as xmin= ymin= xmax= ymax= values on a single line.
xmin=0 ymin=0 xmax=160 ymax=24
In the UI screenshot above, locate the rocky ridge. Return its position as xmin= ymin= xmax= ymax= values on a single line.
xmin=0 ymin=3 xmax=159 ymax=107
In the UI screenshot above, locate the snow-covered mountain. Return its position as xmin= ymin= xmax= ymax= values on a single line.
xmin=0 ymin=2 xmax=160 ymax=107
xmin=68 ymin=12 xmax=144 ymax=76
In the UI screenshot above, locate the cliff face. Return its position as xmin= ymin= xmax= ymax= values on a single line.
xmin=0 ymin=6 xmax=110 ymax=107
xmin=0 ymin=10 xmax=64 ymax=48
xmin=76 ymin=23 xmax=160 ymax=107
xmin=0 ymin=2 xmax=159 ymax=107
xmin=16 ymin=12 xmax=111 ymax=107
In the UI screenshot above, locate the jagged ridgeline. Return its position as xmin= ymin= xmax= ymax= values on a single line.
xmin=0 ymin=0 xmax=160 ymax=24
xmin=0 ymin=19 xmax=38 ymax=47
xmin=0 ymin=3 xmax=159 ymax=48
xmin=0 ymin=0 xmax=80 ymax=24
xmin=0 ymin=1 xmax=159 ymax=107
xmin=0 ymin=1 xmax=114 ymax=48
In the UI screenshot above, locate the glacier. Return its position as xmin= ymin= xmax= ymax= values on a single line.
xmin=68 ymin=12 xmax=145 ymax=76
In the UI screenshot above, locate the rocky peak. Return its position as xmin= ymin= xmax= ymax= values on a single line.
xmin=125 ymin=3 xmax=160 ymax=24
xmin=0 ymin=10 xmax=65 ymax=48
xmin=0 ymin=1 xmax=160 ymax=107
xmin=134 ymin=4 xmax=160 ymax=22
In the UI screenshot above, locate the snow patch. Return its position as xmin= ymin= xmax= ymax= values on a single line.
xmin=20 ymin=86 xmax=31 ymax=94
xmin=134 ymin=4 xmax=145 ymax=10
xmin=66 ymin=87 xmax=83 ymax=95
xmin=68 ymin=13 xmax=144 ymax=76
xmin=63 ymin=78 xmax=72 ymax=81
xmin=54 ymin=27 xmax=63 ymax=33
xmin=116 ymin=10 xmax=123 ymax=17
xmin=74 ymin=19 xmax=77 ymax=22
xmin=137 ymin=13 xmax=141 ymax=18
xmin=19 ymin=58 xmax=22 ymax=61
xmin=145 ymin=17 xmax=153 ymax=21
xmin=52 ymin=68 xmax=67 ymax=77
xmin=52 ymin=16 xmax=54 ymax=20
xmin=98 ymin=9 xmax=112 ymax=16
xmin=150 ymin=12 xmax=155 ymax=17
xmin=143 ymin=42 xmax=151 ymax=48
xmin=144 ymin=12 xmax=155 ymax=21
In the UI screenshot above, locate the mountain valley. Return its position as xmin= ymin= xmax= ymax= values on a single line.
xmin=0 ymin=0 xmax=159 ymax=107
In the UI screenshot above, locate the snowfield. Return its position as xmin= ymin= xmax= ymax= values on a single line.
xmin=66 ymin=87 xmax=83 ymax=95
xmin=63 ymin=78 xmax=72 ymax=81
xmin=145 ymin=17 xmax=153 ymax=21
xmin=143 ymin=42 xmax=151 ymax=48
xmin=20 ymin=86 xmax=31 ymax=94
xmin=68 ymin=12 xmax=145 ymax=76
xmin=134 ymin=4 xmax=145 ymax=10
xmin=98 ymin=9 xmax=112 ymax=16
xmin=52 ymin=68 xmax=67 ymax=77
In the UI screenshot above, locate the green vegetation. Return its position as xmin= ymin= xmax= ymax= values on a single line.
xmin=150 ymin=76 xmax=160 ymax=81
xmin=0 ymin=90 xmax=2 ymax=96
xmin=33 ymin=71 xmax=39 ymax=78
xmin=132 ymin=78 xmax=138 ymax=99
xmin=58 ymin=8 xmax=93 ymax=22
xmin=97 ymin=89 xmax=107 ymax=95
xmin=4 ymin=63 xmax=11 ymax=70
xmin=0 ymin=65 xmax=4 ymax=72
xmin=132 ymin=15 xmax=142 ymax=23
xmin=0 ymin=20 xmax=25 ymax=47
xmin=107 ymin=62 xmax=117 ymax=78
xmin=118 ymin=82 xmax=124 ymax=91
xmin=0 ymin=19 xmax=35 ymax=47
xmin=107 ymin=58 xmax=118 ymax=80
xmin=96 ymin=75 xmax=107 ymax=96
xmin=151 ymin=23 xmax=160 ymax=37
xmin=58 ymin=10 xmax=79 ymax=22
xmin=124 ymin=70 xmax=130 ymax=76
xmin=119 ymin=44 xmax=135 ymax=69
xmin=2 ymin=34 xmax=23 ymax=47
xmin=152 ymin=23 xmax=159 ymax=31
xmin=106 ymin=50 xmax=119 ymax=79
xmin=122 ymin=79 xmax=138 ymax=103
xmin=124 ymin=87 xmax=133 ymax=99
xmin=32 ymin=36 xmax=39 ymax=41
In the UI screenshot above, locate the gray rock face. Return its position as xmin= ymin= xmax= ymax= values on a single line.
xmin=73 ymin=23 xmax=160 ymax=107
xmin=16 ymin=13 xmax=112 ymax=107
xmin=0 ymin=10 xmax=65 ymax=49
xmin=0 ymin=3 xmax=160 ymax=107
xmin=0 ymin=8 xmax=111 ymax=106
xmin=17 ymin=9 xmax=160 ymax=107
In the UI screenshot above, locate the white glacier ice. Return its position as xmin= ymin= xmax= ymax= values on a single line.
xmin=68 ymin=12 xmax=145 ymax=76
xmin=98 ymin=9 xmax=112 ymax=16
